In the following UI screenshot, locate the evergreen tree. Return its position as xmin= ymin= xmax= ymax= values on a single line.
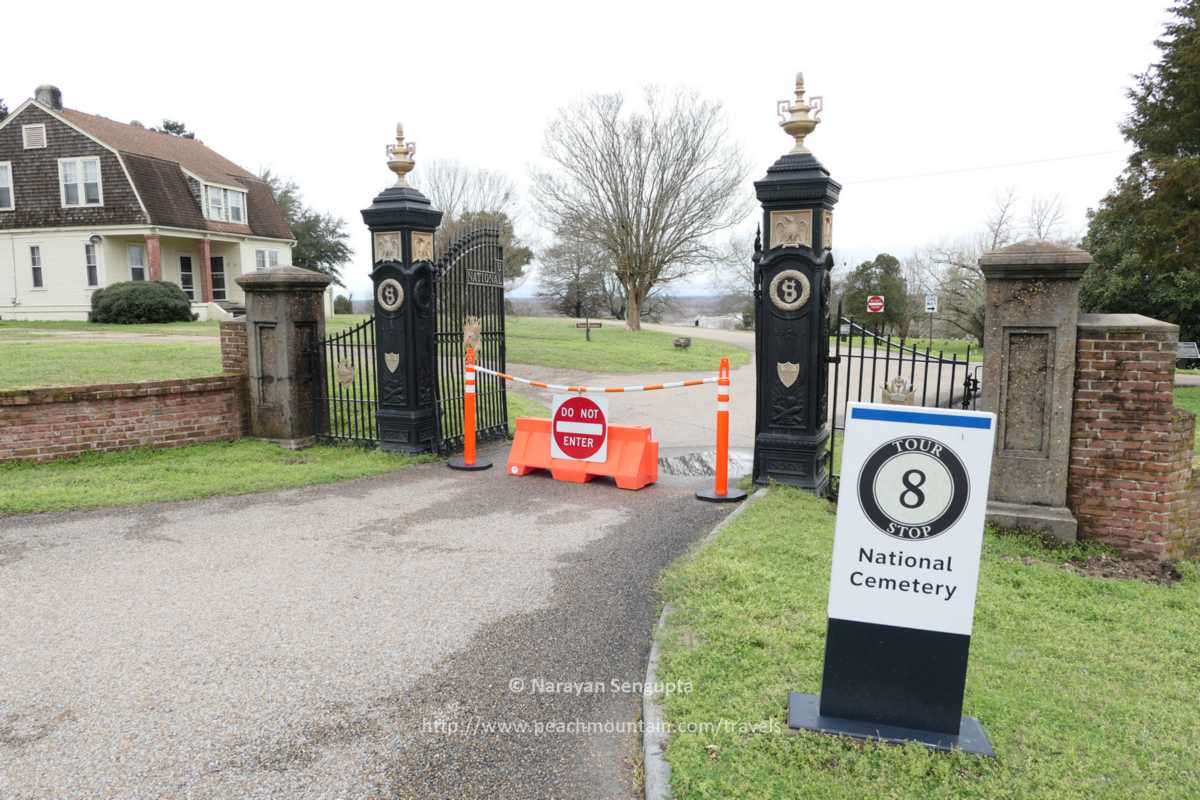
xmin=260 ymin=169 xmax=351 ymax=285
xmin=839 ymin=253 xmax=912 ymax=336
xmin=1083 ymin=2 xmax=1200 ymax=340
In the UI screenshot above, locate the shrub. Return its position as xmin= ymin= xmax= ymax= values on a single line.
xmin=89 ymin=281 xmax=194 ymax=324
xmin=333 ymin=294 xmax=353 ymax=314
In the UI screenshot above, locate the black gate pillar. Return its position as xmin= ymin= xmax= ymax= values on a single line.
xmin=361 ymin=123 xmax=443 ymax=453
xmin=752 ymin=73 xmax=841 ymax=493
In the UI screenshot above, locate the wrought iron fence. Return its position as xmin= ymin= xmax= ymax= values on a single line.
xmin=433 ymin=223 xmax=509 ymax=453
xmin=827 ymin=302 xmax=982 ymax=496
xmin=310 ymin=315 xmax=379 ymax=445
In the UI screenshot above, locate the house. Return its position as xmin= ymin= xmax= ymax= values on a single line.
xmin=0 ymin=85 xmax=326 ymax=321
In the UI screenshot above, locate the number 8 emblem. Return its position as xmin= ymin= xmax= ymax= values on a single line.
xmin=857 ymin=436 xmax=969 ymax=541
xmin=769 ymin=269 xmax=811 ymax=312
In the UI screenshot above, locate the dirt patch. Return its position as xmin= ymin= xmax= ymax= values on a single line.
xmin=1066 ymin=554 xmax=1183 ymax=586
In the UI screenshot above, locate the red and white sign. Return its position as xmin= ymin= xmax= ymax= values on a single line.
xmin=867 ymin=295 xmax=886 ymax=313
xmin=551 ymin=394 xmax=609 ymax=462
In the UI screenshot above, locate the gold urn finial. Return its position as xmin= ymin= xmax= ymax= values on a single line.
xmin=386 ymin=122 xmax=417 ymax=187
xmin=776 ymin=72 xmax=823 ymax=155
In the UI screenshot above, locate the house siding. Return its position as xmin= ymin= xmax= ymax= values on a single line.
xmin=0 ymin=105 xmax=146 ymax=230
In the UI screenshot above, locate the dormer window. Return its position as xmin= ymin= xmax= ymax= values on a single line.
xmin=204 ymin=184 xmax=247 ymax=224
xmin=58 ymin=157 xmax=103 ymax=207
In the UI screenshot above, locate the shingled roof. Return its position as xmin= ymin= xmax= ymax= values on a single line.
xmin=60 ymin=107 xmax=292 ymax=240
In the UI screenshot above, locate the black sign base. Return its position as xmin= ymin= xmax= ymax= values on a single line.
xmin=695 ymin=487 xmax=748 ymax=503
xmin=787 ymin=693 xmax=994 ymax=756
xmin=447 ymin=456 xmax=493 ymax=471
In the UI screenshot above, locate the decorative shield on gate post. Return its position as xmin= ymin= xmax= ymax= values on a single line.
xmin=777 ymin=361 xmax=800 ymax=388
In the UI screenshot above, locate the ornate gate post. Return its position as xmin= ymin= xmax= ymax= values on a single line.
xmin=752 ymin=73 xmax=841 ymax=493
xmin=361 ymin=124 xmax=443 ymax=453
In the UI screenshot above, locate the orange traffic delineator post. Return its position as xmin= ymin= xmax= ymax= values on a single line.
xmin=448 ymin=346 xmax=493 ymax=472
xmin=696 ymin=357 xmax=746 ymax=503
xmin=507 ymin=418 xmax=658 ymax=490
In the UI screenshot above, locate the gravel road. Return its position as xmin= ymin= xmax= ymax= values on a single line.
xmin=0 ymin=450 xmax=731 ymax=799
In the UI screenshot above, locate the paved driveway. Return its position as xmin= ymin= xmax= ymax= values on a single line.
xmin=0 ymin=453 xmax=730 ymax=799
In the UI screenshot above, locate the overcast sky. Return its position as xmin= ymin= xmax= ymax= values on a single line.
xmin=4 ymin=0 xmax=1172 ymax=300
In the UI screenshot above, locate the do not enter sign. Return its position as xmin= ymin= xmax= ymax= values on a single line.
xmin=551 ymin=394 xmax=609 ymax=462
xmin=867 ymin=295 xmax=885 ymax=313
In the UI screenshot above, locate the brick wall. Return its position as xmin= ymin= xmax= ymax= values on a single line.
xmin=220 ymin=320 xmax=248 ymax=373
xmin=0 ymin=376 xmax=244 ymax=464
xmin=1068 ymin=314 xmax=1197 ymax=559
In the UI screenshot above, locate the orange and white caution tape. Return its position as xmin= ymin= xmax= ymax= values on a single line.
xmin=470 ymin=365 xmax=718 ymax=394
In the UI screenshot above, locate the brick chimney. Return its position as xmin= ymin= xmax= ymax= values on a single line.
xmin=35 ymin=85 xmax=63 ymax=111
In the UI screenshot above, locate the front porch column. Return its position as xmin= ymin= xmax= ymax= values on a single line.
xmin=145 ymin=234 xmax=162 ymax=281
xmin=198 ymin=238 xmax=213 ymax=302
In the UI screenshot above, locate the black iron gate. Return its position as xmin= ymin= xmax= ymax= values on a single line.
xmin=433 ymin=223 xmax=508 ymax=453
xmin=827 ymin=301 xmax=982 ymax=495
xmin=311 ymin=315 xmax=379 ymax=446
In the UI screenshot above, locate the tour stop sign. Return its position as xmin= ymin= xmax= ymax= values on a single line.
xmin=867 ymin=295 xmax=885 ymax=313
xmin=551 ymin=394 xmax=609 ymax=462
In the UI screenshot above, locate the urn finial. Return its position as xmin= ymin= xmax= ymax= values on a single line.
xmin=776 ymin=72 xmax=823 ymax=155
xmin=386 ymin=123 xmax=417 ymax=187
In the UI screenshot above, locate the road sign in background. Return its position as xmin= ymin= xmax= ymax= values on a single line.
xmin=550 ymin=394 xmax=609 ymax=462
xmin=867 ymin=295 xmax=885 ymax=314
xmin=925 ymin=294 xmax=938 ymax=314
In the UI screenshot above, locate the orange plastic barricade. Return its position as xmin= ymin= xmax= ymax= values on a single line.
xmin=506 ymin=418 xmax=658 ymax=490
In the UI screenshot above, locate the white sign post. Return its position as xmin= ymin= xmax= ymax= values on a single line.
xmin=788 ymin=401 xmax=997 ymax=756
xmin=925 ymin=294 xmax=938 ymax=314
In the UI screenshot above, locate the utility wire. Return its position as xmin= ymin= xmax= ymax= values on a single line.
xmin=842 ymin=150 xmax=1124 ymax=185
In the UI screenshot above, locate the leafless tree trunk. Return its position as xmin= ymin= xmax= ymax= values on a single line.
xmin=1027 ymin=193 xmax=1066 ymax=241
xmin=532 ymin=88 xmax=752 ymax=330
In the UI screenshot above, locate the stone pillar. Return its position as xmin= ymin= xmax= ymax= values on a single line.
xmin=198 ymin=238 xmax=214 ymax=302
xmin=1069 ymin=315 xmax=1196 ymax=559
xmin=360 ymin=123 xmax=442 ymax=453
xmin=752 ymin=73 xmax=840 ymax=493
xmin=235 ymin=266 xmax=331 ymax=448
xmin=979 ymin=242 xmax=1091 ymax=541
xmin=145 ymin=234 xmax=162 ymax=281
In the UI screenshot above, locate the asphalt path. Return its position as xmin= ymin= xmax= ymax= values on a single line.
xmin=0 ymin=450 xmax=732 ymax=799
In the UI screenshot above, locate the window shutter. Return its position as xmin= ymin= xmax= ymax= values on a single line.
xmin=22 ymin=125 xmax=47 ymax=149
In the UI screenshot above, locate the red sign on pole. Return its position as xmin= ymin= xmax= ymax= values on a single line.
xmin=551 ymin=394 xmax=609 ymax=462
xmin=867 ymin=295 xmax=886 ymax=313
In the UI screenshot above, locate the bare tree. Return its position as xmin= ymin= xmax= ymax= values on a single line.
xmin=532 ymin=87 xmax=752 ymax=330
xmin=538 ymin=235 xmax=609 ymax=318
xmin=1026 ymin=193 xmax=1066 ymax=241
xmin=413 ymin=160 xmax=519 ymax=221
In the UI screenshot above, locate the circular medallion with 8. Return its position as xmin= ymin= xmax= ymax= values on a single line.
xmin=769 ymin=269 xmax=811 ymax=312
xmin=857 ymin=436 xmax=970 ymax=541
xmin=377 ymin=278 xmax=405 ymax=312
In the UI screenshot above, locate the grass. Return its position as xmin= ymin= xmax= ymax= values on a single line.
xmin=507 ymin=390 xmax=548 ymax=426
xmin=830 ymin=335 xmax=980 ymax=360
xmin=0 ymin=340 xmax=221 ymax=389
xmin=0 ymin=439 xmax=430 ymax=515
xmin=656 ymin=487 xmax=1200 ymax=800
xmin=507 ymin=317 xmax=751 ymax=373
xmin=0 ymin=315 xmax=371 ymax=338
xmin=1174 ymin=387 xmax=1200 ymax=460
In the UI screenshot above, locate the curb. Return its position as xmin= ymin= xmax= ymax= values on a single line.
xmin=642 ymin=487 xmax=768 ymax=800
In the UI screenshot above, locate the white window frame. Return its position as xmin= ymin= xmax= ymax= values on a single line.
xmin=29 ymin=244 xmax=44 ymax=290
xmin=128 ymin=244 xmax=147 ymax=282
xmin=22 ymin=124 xmax=47 ymax=149
xmin=203 ymin=184 xmax=246 ymax=223
xmin=228 ymin=190 xmax=245 ymax=223
xmin=85 ymin=242 xmax=99 ymax=288
xmin=179 ymin=255 xmax=194 ymax=300
xmin=58 ymin=157 xmax=104 ymax=208
xmin=0 ymin=161 xmax=13 ymax=211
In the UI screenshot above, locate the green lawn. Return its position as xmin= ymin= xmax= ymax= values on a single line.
xmin=507 ymin=317 xmax=750 ymax=373
xmin=0 ymin=439 xmax=430 ymax=515
xmin=830 ymin=335 xmax=980 ymax=360
xmin=0 ymin=340 xmax=222 ymax=389
xmin=0 ymin=315 xmax=370 ymax=338
xmin=656 ymin=487 xmax=1200 ymax=800
xmin=507 ymin=391 xmax=548 ymax=425
xmin=1175 ymin=387 xmax=1200 ymax=459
